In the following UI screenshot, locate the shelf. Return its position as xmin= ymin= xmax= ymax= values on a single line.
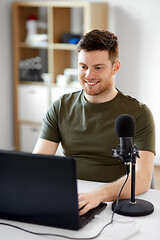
xmin=12 ymin=1 xmax=108 ymax=151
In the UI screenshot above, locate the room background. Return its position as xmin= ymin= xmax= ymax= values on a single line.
xmin=0 ymin=0 xmax=159 ymax=162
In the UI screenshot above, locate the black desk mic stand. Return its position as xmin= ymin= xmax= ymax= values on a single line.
xmin=131 ymin=153 xmax=136 ymax=204
xmin=112 ymin=146 xmax=154 ymax=216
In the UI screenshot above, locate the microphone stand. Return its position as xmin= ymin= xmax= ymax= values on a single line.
xmin=112 ymin=145 xmax=154 ymax=216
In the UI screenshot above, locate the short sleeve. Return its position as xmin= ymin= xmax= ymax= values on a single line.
xmin=134 ymin=105 xmax=155 ymax=155
xmin=39 ymin=100 xmax=61 ymax=143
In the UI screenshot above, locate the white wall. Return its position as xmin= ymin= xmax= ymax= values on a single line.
xmin=0 ymin=0 xmax=14 ymax=149
xmin=107 ymin=0 xmax=160 ymax=158
xmin=0 ymin=0 xmax=160 ymax=157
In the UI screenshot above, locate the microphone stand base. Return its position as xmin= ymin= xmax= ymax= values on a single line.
xmin=112 ymin=198 xmax=154 ymax=217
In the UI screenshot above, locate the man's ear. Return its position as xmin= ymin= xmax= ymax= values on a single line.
xmin=113 ymin=60 xmax=121 ymax=74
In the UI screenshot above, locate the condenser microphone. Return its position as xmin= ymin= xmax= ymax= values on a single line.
xmin=112 ymin=114 xmax=154 ymax=217
xmin=115 ymin=114 xmax=136 ymax=163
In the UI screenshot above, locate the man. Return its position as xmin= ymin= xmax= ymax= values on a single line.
xmin=33 ymin=30 xmax=155 ymax=216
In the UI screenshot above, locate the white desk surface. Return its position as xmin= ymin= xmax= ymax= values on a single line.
xmin=0 ymin=179 xmax=160 ymax=240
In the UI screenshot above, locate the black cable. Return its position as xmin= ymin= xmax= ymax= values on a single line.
xmin=0 ymin=170 xmax=130 ymax=240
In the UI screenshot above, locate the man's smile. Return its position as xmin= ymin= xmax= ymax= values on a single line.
xmin=84 ymin=80 xmax=100 ymax=86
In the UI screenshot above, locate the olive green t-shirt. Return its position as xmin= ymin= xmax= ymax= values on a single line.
xmin=40 ymin=89 xmax=155 ymax=182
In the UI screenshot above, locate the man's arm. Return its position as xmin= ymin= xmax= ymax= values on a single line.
xmin=33 ymin=138 xmax=59 ymax=155
xmin=78 ymin=150 xmax=154 ymax=215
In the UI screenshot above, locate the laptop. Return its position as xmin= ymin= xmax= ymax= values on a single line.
xmin=0 ymin=150 xmax=107 ymax=230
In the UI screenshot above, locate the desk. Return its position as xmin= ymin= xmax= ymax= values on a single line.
xmin=0 ymin=180 xmax=160 ymax=240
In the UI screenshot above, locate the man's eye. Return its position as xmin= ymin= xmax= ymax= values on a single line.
xmin=80 ymin=65 xmax=87 ymax=70
xmin=95 ymin=66 xmax=102 ymax=70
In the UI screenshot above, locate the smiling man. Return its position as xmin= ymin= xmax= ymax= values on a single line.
xmin=33 ymin=30 xmax=155 ymax=216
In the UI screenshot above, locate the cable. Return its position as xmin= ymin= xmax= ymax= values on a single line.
xmin=0 ymin=170 xmax=130 ymax=240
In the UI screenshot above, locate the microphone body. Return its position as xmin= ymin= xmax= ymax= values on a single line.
xmin=119 ymin=137 xmax=133 ymax=163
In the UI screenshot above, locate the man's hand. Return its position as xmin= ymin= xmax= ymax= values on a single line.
xmin=78 ymin=191 xmax=102 ymax=216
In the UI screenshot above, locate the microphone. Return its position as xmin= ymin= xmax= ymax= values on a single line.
xmin=113 ymin=114 xmax=137 ymax=163
xmin=112 ymin=114 xmax=154 ymax=217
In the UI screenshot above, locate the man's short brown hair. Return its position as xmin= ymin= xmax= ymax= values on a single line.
xmin=77 ymin=29 xmax=119 ymax=64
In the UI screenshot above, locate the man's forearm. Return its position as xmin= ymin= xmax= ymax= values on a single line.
xmin=95 ymin=168 xmax=152 ymax=203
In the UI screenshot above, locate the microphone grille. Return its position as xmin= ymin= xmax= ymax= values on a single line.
xmin=115 ymin=114 xmax=135 ymax=137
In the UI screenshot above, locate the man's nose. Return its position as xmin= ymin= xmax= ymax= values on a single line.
xmin=85 ymin=68 xmax=94 ymax=79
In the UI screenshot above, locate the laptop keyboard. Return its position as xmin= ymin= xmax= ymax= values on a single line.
xmin=79 ymin=202 xmax=107 ymax=228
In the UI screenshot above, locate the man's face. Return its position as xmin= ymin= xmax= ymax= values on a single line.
xmin=78 ymin=50 xmax=118 ymax=100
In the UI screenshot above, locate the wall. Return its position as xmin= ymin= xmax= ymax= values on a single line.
xmin=0 ymin=0 xmax=13 ymax=149
xmin=108 ymin=0 xmax=160 ymax=158
xmin=0 ymin=0 xmax=159 ymax=157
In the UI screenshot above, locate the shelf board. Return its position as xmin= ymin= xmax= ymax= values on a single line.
xmin=19 ymin=42 xmax=48 ymax=49
xmin=19 ymin=42 xmax=77 ymax=51
xmin=50 ymin=43 xmax=77 ymax=50
xmin=19 ymin=120 xmax=42 ymax=126
xmin=13 ymin=1 xmax=89 ymax=8
xmin=19 ymin=81 xmax=81 ymax=90
xmin=19 ymin=81 xmax=48 ymax=86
